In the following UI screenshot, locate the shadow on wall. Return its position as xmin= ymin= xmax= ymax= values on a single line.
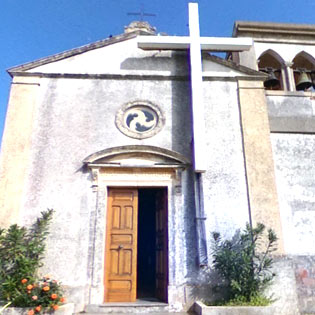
xmin=120 ymin=53 xmax=189 ymax=75
xmin=185 ymin=267 xmax=227 ymax=310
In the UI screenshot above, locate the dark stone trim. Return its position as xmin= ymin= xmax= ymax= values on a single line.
xmin=9 ymin=71 xmax=190 ymax=81
xmin=269 ymin=117 xmax=315 ymax=134
xmin=9 ymin=72 xmax=266 ymax=82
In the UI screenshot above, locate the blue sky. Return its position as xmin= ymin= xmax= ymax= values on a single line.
xmin=0 ymin=0 xmax=314 ymax=144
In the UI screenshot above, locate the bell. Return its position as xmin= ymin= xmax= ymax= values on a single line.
xmin=311 ymin=72 xmax=315 ymax=89
xmin=264 ymin=70 xmax=280 ymax=89
xmin=296 ymin=71 xmax=312 ymax=91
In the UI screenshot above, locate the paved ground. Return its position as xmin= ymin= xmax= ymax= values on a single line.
xmin=81 ymin=313 xmax=191 ymax=315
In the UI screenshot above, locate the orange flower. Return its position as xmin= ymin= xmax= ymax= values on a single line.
xmin=27 ymin=290 xmax=31 ymax=294
xmin=42 ymin=286 xmax=50 ymax=291
xmin=35 ymin=306 xmax=41 ymax=312
xmin=27 ymin=310 xmax=35 ymax=315
xmin=26 ymin=284 xmax=33 ymax=290
xmin=60 ymin=297 xmax=66 ymax=303
xmin=51 ymin=305 xmax=59 ymax=311
xmin=51 ymin=293 xmax=58 ymax=300
xmin=31 ymin=296 xmax=38 ymax=301
xmin=21 ymin=279 xmax=28 ymax=284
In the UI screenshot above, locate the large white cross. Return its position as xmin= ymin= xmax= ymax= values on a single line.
xmin=137 ymin=3 xmax=252 ymax=172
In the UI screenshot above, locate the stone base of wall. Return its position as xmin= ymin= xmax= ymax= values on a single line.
xmin=184 ymin=257 xmax=300 ymax=315
xmin=293 ymin=256 xmax=315 ymax=314
xmin=40 ymin=256 xmax=315 ymax=314
xmin=194 ymin=301 xmax=274 ymax=315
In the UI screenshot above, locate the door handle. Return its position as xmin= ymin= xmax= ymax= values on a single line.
xmin=118 ymin=245 xmax=124 ymax=250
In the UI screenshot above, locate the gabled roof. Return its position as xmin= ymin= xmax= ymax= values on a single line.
xmin=204 ymin=54 xmax=267 ymax=78
xmin=8 ymin=28 xmax=265 ymax=80
xmin=7 ymin=30 xmax=149 ymax=75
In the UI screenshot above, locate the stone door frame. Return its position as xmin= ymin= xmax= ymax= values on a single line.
xmin=83 ymin=145 xmax=189 ymax=306
xmin=86 ymin=167 xmax=182 ymax=305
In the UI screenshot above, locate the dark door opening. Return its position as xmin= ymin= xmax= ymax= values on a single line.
xmin=137 ymin=188 xmax=168 ymax=302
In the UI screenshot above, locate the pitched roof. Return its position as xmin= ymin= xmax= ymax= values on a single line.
xmin=7 ymin=30 xmax=147 ymax=75
xmin=8 ymin=28 xmax=265 ymax=80
xmin=204 ymin=54 xmax=267 ymax=78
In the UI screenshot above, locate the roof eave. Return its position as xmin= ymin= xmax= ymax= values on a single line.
xmin=204 ymin=53 xmax=268 ymax=79
xmin=7 ymin=30 xmax=147 ymax=75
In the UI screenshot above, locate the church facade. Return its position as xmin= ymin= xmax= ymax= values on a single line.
xmin=0 ymin=8 xmax=315 ymax=314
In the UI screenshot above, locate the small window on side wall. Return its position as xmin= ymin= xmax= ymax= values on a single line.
xmin=292 ymin=52 xmax=315 ymax=91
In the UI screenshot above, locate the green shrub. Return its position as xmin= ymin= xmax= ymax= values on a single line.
xmin=0 ymin=210 xmax=54 ymax=305
xmin=211 ymin=223 xmax=277 ymax=305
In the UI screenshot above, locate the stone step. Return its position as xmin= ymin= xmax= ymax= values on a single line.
xmin=84 ymin=302 xmax=172 ymax=314
xmin=81 ymin=313 xmax=189 ymax=315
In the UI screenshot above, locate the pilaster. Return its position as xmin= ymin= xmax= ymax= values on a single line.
xmin=238 ymin=79 xmax=284 ymax=254
xmin=0 ymin=76 xmax=40 ymax=227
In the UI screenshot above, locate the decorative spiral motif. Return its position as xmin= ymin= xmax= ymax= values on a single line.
xmin=124 ymin=107 xmax=158 ymax=133
xmin=115 ymin=101 xmax=164 ymax=139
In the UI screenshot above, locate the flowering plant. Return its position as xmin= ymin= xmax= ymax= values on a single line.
xmin=0 ymin=210 xmax=54 ymax=304
xmin=16 ymin=276 xmax=65 ymax=314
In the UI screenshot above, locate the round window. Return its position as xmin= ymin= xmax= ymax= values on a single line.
xmin=115 ymin=101 xmax=165 ymax=139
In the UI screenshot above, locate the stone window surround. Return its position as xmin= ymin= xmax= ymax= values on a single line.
xmin=115 ymin=100 xmax=166 ymax=139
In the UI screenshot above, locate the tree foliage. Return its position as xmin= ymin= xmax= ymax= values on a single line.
xmin=211 ymin=223 xmax=277 ymax=305
xmin=0 ymin=209 xmax=54 ymax=305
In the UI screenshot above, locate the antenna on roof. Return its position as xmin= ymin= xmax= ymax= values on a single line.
xmin=127 ymin=4 xmax=156 ymax=21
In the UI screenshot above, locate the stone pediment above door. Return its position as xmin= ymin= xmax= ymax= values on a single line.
xmin=83 ymin=145 xmax=190 ymax=169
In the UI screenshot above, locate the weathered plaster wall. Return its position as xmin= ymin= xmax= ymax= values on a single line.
xmin=238 ymin=80 xmax=284 ymax=254
xmin=267 ymin=93 xmax=315 ymax=133
xmin=26 ymin=38 xmax=190 ymax=77
xmin=0 ymin=76 xmax=40 ymax=227
xmin=13 ymin=73 xmax=256 ymax=310
xmin=294 ymin=256 xmax=315 ymax=314
xmin=201 ymin=80 xmax=250 ymax=243
xmin=271 ymin=133 xmax=315 ymax=255
xmin=17 ymin=75 xmax=194 ymax=310
xmin=269 ymin=95 xmax=315 ymax=314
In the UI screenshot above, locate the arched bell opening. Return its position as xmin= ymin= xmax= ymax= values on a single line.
xmin=258 ymin=50 xmax=285 ymax=90
xmin=292 ymin=51 xmax=315 ymax=91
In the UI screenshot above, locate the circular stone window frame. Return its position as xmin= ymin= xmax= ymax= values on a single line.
xmin=115 ymin=100 xmax=165 ymax=139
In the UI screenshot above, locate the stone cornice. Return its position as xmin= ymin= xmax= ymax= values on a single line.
xmin=233 ymin=21 xmax=315 ymax=43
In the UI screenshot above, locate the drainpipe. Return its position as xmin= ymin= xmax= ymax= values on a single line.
xmin=194 ymin=172 xmax=208 ymax=266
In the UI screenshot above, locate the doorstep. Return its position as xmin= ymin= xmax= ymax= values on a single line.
xmin=84 ymin=299 xmax=169 ymax=314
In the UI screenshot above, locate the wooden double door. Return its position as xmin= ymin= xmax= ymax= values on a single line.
xmin=104 ymin=188 xmax=168 ymax=302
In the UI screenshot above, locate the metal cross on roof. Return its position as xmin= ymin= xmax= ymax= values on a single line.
xmin=137 ymin=3 xmax=252 ymax=173
xmin=127 ymin=4 xmax=156 ymax=21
